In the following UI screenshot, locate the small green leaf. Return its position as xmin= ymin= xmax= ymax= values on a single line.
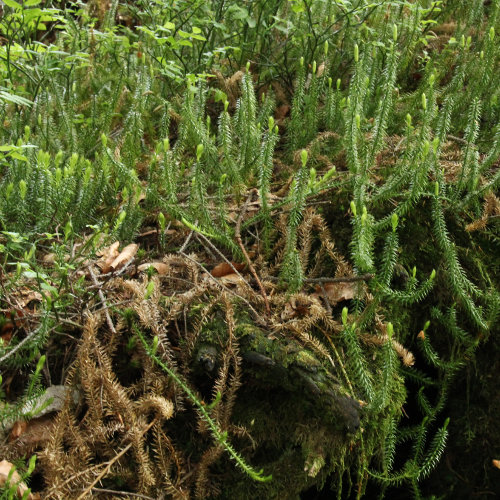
xmin=0 ymin=91 xmax=33 ymax=107
xmin=2 ymin=0 xmax=22 ymax=9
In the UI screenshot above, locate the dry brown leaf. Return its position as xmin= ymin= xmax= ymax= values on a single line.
xmin=96 ymin=240 xmax=119 ymax=257
xmin=211 ymin=262 xmax=245 ymax=278
xmin=42 ymin=253 xmax=56 ymax=265
xmin=1 ymin=386 xmax=77 ymax=444
xmin=8 ymin=415 xmax=57 ymax=456
xmin=218 ymin=273 xmax=245 ymax=286
xmin=493 ymin=459 xmax=500 ymax=469
xmin=1 ymin=327 xmax=13 ymax=345
xmin=8 ymin=421 xmax=27 ymax=441
xmin=109 ymin=243 xmax=139 ymax=272
xmin=1 ymin=312 xmax=15 ymax=343
xmin=138 ymin=262 xmax=170 ymax=275
xmin=316 ymin=281 xmax=356 ymax=305
xmin=0 ymin=460 xmax=39 ymax=499
xmin=43 ymin=253 xmax=71 ymax=265
xmin=96 ymin=241 xmax=120 ymax=273
xmin=12 ymin=288 xmax=43 ymax=309
xmin=1 ymin=308 xmax=28 ymax=336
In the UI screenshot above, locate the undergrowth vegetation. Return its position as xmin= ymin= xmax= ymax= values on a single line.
xmin=0 ymin=0 xmax=499 ymax=498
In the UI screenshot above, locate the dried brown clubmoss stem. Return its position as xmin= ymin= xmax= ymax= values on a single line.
xmin=75 ymin=418 xmax=158 ymax=500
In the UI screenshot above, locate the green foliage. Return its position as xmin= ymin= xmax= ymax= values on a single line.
xmin=0 ymin=0 xmax=499 ymax=498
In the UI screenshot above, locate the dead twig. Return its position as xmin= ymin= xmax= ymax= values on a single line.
xmin=195 ymin=231 xmax=254 ymax=291
xmin=88 ymin=266 xmax=116 ymax=335
xmin=235 ymin=189 xmax=271 ymax=317
xmin=179 ymin=228 xmax=195 ymax=253
xmin=0 ymin=324 xmax=44 ymax=365
xmin=303 ymin=274 xmax=373 ymax=283
xmin=91 ymin=488 xmax=156 ymax=500
xmin=264 ymin=274 xmax=373 ymax=284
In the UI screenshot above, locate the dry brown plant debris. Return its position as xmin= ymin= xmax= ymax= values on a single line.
xmin=465 ymin=191 xmax=500 ymax=232
xmin=0 ymin=208 xmax=415 ymax=498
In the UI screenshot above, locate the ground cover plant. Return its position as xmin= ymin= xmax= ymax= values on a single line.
xmin=0 ymin=0 xmax=499 ymax=498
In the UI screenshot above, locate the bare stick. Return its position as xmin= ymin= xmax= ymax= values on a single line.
xmin=303 ymin=274 xmax=373 ymax=283
xmin=264 ymin=274 xmax=373 ymax=284
xmin=235 ymin=189 xmax=271 ymax=316
xmin=196 ymin=232 xmax=254 ymax=291
xmin=0 ymin=324 xmax=43 ymax=365
xmin=91 ymin=488 xmax=155 ymax=500
xmin=89 ymin=266 xmax=116 ymax=335
xmin=179 ymin=228 xmax=195 ymax=253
